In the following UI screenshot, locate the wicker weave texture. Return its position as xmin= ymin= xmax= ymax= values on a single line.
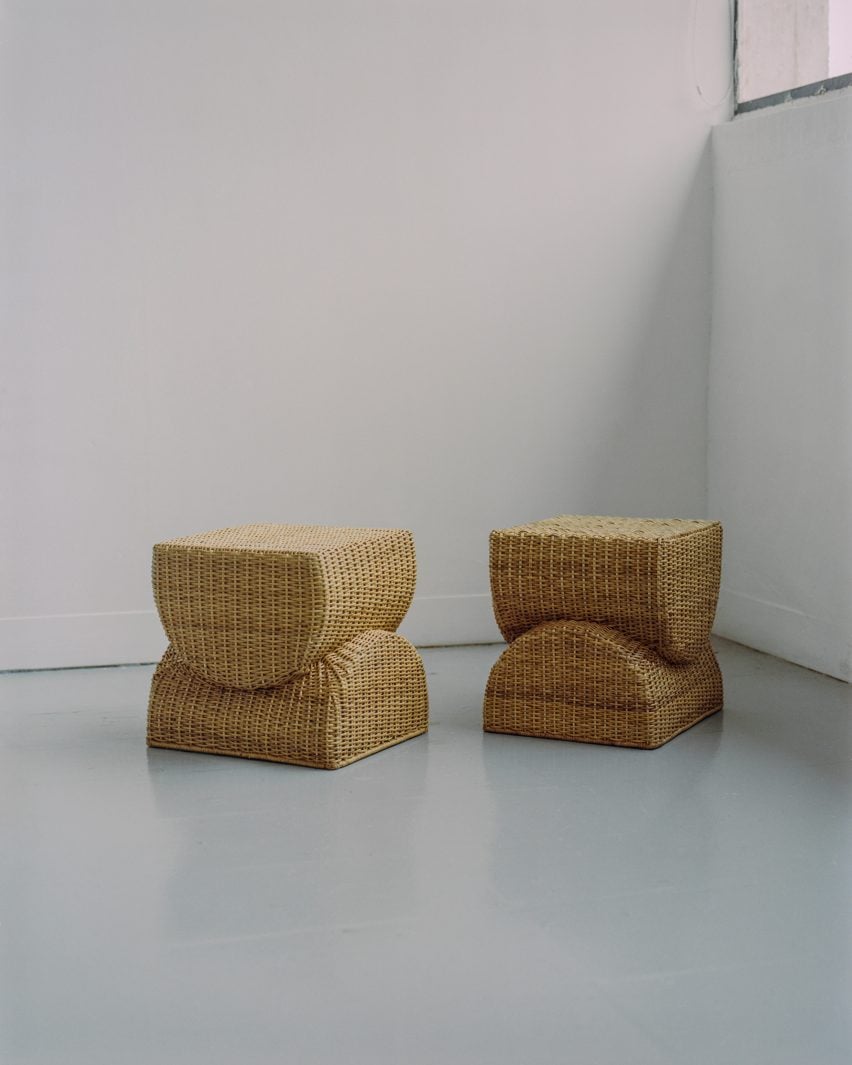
xmin=484 ymin=620 xmax=722 ymax=748
xmin=490 ymin=515 xmax=721 ymax=664
xmin=153 ymin=524 xmax=416 ymax=690
xmin=148 ymin=631 xmax=428 ymax=770
xmin=485 ymin=515 xmax=723 ymax=749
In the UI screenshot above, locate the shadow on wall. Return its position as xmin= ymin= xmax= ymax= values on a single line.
xmin=709 ymin=97 xmax=852 ymax=681
xmin=567 ymin=140 xmax=715 ymax=522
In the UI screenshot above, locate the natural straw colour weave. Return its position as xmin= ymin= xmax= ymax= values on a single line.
xmin=490 ymin=516 xmax=722 ymax=664
xmin=484 ymin=621 xmax=722 ymax=749
xmin=148 ymin=524 xmax=427 ymax=769
xmin=148 ymin=631 xmax=428 ymax=770
xmin=484 ymin=516 xmax=723 ymax=749
xmin=153 ymin=524 xmax=416 ymax=690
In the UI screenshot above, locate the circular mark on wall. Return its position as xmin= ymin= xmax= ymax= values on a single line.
xmin=691 ymin=0 xmax=734 ymax=107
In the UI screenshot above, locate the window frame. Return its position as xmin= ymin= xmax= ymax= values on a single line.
xmin=734 ymin=0 xmax=852 ymax=114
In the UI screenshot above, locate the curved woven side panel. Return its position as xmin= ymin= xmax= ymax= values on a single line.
xmin=315 ymin=533 xmax=417 ymax=658
xmin=658 ymin=522 xmax=722 ymax=664
xmin=489 ymin=517 xmax=721 ymax=664
xmin=324 ymin=627 xmax=427 ymax=765
xmin=484 ymin=620 xmax=722 ymax=749
xmin=147 ymin=631 xmax=428 ymax=770
xmin=153 ymin=525 xmax=416 ymax=690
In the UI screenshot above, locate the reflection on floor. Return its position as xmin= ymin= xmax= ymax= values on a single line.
xmin=1 ymin=639 xmax=850 ymax=1065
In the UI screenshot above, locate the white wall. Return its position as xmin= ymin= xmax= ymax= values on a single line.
xmin=1 ymin=1 xmax=733 ymax=669
xmin=710 ymin=90 xmax=852 ymax=681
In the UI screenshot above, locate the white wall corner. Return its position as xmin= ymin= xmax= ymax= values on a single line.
xmin=714 ymin=588 xmax=851 ymax=683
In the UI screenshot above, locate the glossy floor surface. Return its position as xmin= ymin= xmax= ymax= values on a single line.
xmin=2 ymin=640 xmax=851 ymax=1065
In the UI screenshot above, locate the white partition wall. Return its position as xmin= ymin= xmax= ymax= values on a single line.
xmin=1 ymin=1 xmax=733 ymax=669
xmin=710 ymin=92 xmax=852 ymax=681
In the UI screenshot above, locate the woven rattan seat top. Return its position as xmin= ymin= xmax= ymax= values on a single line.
xmin=158 ymin=524 xmax=408 ymax=555
xmin=498 ymin=516 xmax=717 ymax=541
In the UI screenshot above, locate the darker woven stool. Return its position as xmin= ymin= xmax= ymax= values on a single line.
xmin=483 ymin=516 xmax=723 ymax=748
xmin=147 ymin=524 xmax=428 ymax=768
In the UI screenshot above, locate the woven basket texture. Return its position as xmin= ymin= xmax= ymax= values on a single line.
xmin=153 ymin=524 xmax=416 ymax=690
xmin=148 ymin=631 xmax=428 ymax=770
xmin=485 ymin=515 xmax=723 ymax=749
xmin=490 ymin=515 xmax=721 ymax=664
xmin=484 ymin=620 xmax=722 ymax=749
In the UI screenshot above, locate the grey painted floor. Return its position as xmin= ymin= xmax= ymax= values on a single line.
xmin=1 ymin=640 xmax=850 ymax=1065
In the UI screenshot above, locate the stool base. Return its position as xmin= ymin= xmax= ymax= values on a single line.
xmin=484 ymin=621 xmax=722 ymax=749
xmin=148 ymin=630 xmax=428 ymax=769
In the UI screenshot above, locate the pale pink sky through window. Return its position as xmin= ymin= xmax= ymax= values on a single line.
xmin=738 ymin=0 xmax=852 ymax=102
xmin=830 ymin=0 xmax=852 ymax=75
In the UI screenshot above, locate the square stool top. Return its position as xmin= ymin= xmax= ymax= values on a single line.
xmin=489 ymin=515 xmax=721 ymax=663
xmin=153 ymin=524 xmax=416 ymax=690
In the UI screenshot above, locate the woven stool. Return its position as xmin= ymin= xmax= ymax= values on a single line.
xmin=148 ymin=524 xmax=428 ymax=768
xmin=484 ymin=516 xmax=723 ymax=749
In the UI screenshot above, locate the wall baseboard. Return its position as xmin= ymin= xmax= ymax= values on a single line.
xmin=0 ymin=610 xmax=168 ymax=672
xmin=399 ymin=593 xmax=501 ymax=647
xmin=6 ymin=591 xmax=847 ymax=681
xmin=0 ymin=594 xmax=503 ymax=672
xmin=714 ymin=587 xmax=851 ymax=683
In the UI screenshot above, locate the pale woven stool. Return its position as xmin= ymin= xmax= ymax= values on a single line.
xmin=148 ymin=524 xmax=428 ymax=768
xmin=484 ymin=516 xmax=723 ymax=749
